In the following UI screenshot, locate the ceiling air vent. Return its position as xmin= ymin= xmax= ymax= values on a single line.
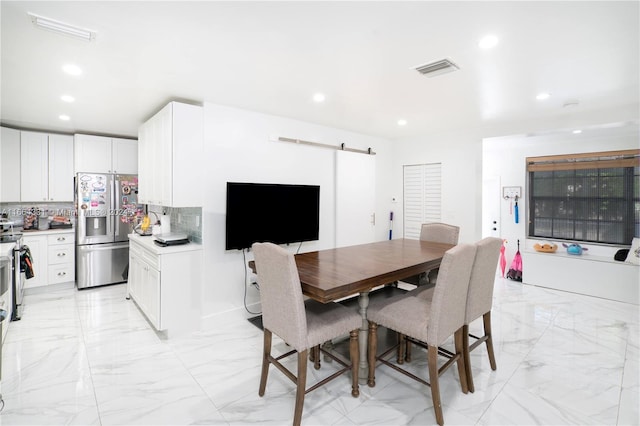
xmin=414 ymin=58 xmax=459 ymax=78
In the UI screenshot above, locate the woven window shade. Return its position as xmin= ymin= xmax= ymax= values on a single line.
xmin=527 ymin=149 xmax=639 ymax=172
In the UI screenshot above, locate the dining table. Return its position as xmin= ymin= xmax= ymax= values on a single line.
xmin=252 ymin=238 xmax=454 ymax=382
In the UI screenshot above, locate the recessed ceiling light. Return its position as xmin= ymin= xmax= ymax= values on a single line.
xmin=397 ymin=119 xmax=407 ymax=126
xmin=61 ymin=95 xmax=75 ymax=103
xmin=479 ymin=35 xmax=499 ymax=49
xmin=62 ymin=64 xmax=82 ymax=76
xmin=536 ymin=92 xmax=551 ymax=100
xmin=312 ymin=93 xmax=325 ymax=103
xmin=572 ymin=129 xmax=582 ymax=134
xmin=59 ymin=114 xmax=70 ymax=121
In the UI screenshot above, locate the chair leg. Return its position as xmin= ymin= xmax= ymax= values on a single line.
xmin=405 ymin=338 xmax=412 ymax=362
xmin=427 ymin=345 xmax=444 ymax=426
xmin=350 ymin=329 xmax=360 ymax=397
xmin=397 ymin=333 xmax=405 ymax=364
xmin=367 ymin=321 xmax=377 ymax=387
xmin=259 ymin=329 xmax=272 ymax=397
xmin=454 ymin=328 xmax=469 ymax=394
xmin=462 ymin=324 xmax=474 ymax=393
xmin=293 ymin=350 xmax=308 ymax=426
xmin=310 ymin=345 xmax=321 ymax=370
xmin=483 ymin=312 xmax=497 ymax=371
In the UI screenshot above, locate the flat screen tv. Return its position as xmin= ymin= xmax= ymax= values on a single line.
xmin=225 ymin=182 xmax=320 ymax=250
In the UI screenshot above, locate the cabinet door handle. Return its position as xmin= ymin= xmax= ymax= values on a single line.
xmin=57 ymin=252 xmax=66 ymax=257
xmin=57 ymin=272 xmax=66 ymax=276
xmin=57 ymin=237 xmax=66 ymax=241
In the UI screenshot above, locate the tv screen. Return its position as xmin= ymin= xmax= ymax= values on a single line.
xmin=225 ymin=182 xmax=320 ymax=250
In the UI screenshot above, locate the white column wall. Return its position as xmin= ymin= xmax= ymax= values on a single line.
xmin=200 ymin=102 xmax=394 ymax=323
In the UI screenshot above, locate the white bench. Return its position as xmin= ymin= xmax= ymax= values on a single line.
xmin=522 ymin=249 xmax=639 ymax=304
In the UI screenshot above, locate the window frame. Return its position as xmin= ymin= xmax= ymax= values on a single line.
xmin=527 ymin=149 xmax=639 ymax=246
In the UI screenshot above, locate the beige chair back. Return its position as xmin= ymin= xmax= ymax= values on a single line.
xmin=420 ymin=222 xmax=460 ymax=245
xmin=465 ymin=237 xmax=502 ymax=324
xmin=252 ymin=242 xmax=308 ymax=351
xmin=427 ymin=243 xmax=477 ymax=346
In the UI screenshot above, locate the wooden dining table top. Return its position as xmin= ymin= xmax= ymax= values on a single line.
xmin=289 ymin=239 xmax=454 ymax=303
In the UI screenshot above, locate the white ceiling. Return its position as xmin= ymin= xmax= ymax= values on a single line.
xmin=1 ymin=1 xmax=638 ymax=140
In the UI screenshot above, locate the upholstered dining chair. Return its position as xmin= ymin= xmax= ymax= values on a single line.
xmin=401 ymin=222 xmax=460 ymax=287
xmin=366 ymin=243 xmax=477 ymax=426
xmin=411 ymin=237 xmax=502 ymax=393
xmin=252 ymin=242 xmax=361 ymax=426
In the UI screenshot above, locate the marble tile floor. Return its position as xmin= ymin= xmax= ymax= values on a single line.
xmin=0 ymin=277 xmax=638 ymax=425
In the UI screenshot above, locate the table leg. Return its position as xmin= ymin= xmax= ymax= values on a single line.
xmin=358 ymin=291 xmax=370 ymax=384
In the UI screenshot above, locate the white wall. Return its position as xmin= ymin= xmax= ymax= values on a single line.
xmin=392 ymin=128 xmax=483 ymax=244
xmin=392 ymin=104 xmax=639 ymax=250
xmin=483 ymin=122 xmax=639 ymax=263
xmin=201 ymin=102 xmax=394 ymax=322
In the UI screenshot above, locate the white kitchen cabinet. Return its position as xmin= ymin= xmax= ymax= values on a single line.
xmin=128 ymin=241 xmax=161 ymax=329
xmin=22 ymin=231 xmax=75 ymax=289
xmin=1 ymin=127 xmax=21 ymax=202
xmin=47 ymin=233 xmax=75 ymax=285
xmin=128 ymin=235 xmax=202 ymax=334
xmin=112 ymin=137 xmax=138 ymax=174
xmin=48 ymin=134 xmax=74 ymax=201
xmin=138 ymin=102 xmax=203 ymax=207
xmin=20 ymin=131 xmax=74 ymax=202
xmin=74 ymin=134 xmax=137 ymax=174
xmin=20 ymin=132 xmax=48 ymax=202
xmin=22 ymin=234 xmax=47 ymax=289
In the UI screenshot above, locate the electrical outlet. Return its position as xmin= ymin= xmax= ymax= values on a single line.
xmin=195 ymin=215 xmax=200 ymax=227
xmin=178 ymin=214 xmax=182 ymax=224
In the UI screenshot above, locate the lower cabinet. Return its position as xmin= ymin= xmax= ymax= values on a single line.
xmin=128 ymin=236 xmax=202 ymax=333
xmin=22 ymin=235 xmax=47 ymax=289
xmin=129 ymin=247 xmax=161 ymax=329
xmin=22 ymin=231 xmax=75 ymax=289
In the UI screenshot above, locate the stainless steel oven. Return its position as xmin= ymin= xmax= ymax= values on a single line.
xmin=0 ymin=256 xmax=10 ymax=347
xmin=11 ymin=241 xmax=25 ymax=321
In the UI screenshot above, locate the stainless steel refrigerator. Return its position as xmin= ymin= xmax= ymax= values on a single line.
xmin=75 ymin=173 xmax=142 ymax=289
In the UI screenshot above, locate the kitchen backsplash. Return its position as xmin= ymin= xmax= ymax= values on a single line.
xmin=0 ymin=202 xmax=75 ymax=229
xmin=147 ymin=205 xmax=202 ymax=243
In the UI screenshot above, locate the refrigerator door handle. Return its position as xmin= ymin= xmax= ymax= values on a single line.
xmin=114 ymin=176 xmax=121 ymax=238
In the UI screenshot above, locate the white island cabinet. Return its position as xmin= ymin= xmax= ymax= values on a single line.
xmin=127 ymin=234 xmax=202 ymax=334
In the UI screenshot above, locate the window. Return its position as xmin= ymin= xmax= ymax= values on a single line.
xmin=403 ymin=163 xmax=441 ymax=239
xmin=527 ymin=150 xmax=639 ymax=245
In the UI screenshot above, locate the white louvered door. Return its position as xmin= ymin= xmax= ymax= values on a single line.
xmin=403 ymin=163 xmax=442 ymax=239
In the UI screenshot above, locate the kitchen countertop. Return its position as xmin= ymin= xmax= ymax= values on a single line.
xmin=129 ymin=233 xmax=202 ymax=255
xmin=21 ymin=228 xmax=75 ymax=236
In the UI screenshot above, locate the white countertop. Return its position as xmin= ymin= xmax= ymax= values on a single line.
xmin=21 ymin=228 xmax=75 ymax=237
xmin=129 ymin=233 xmax=202 ymax=255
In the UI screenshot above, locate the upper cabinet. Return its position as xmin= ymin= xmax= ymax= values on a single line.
xmin=74 ymin=134 xmax=137 ymax=174
xmin=20 ymin=131 xmax=74 ymax=202
xmin=138 ymin=102 xmax=203 ymax=207
xmin=1 ymin=127 xmax=21 ymax=202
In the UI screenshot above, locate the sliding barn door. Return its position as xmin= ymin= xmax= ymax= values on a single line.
xmin=335 ymin=151 xmax=376 ymax=247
